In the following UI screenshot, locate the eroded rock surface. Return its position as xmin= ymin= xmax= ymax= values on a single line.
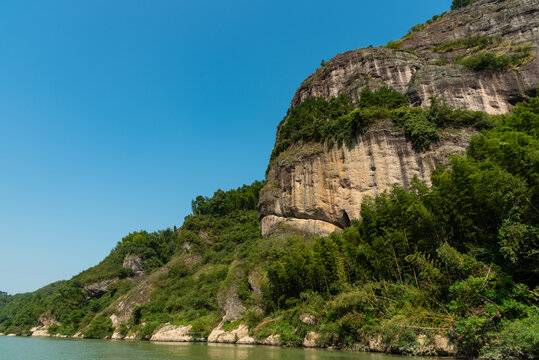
xmin=260 ymin=121 xmax=476 ymax=236
xmin=150 ymin=324 xmax=193 ymax=342
xmin=259 ymin=0 xmax=537 ymax=236
xmin=105 ymin=267 xmax=169 ymax=327
xmin=400 ymin=0 xmax=539 ymax=53
xmin=208 ymin=323 xmax=255 ymax=344
xmin=123 ymin=253 xmax=143 ymax=273
xmin=83 ymin=278 xmax=118 ymax=299
xmin=303 ymin=331 xmax=321 ymax=347
xmin=290 ymin=0 xmax=537 ymax=115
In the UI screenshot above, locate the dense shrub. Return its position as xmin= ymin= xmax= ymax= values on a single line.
xmin=433 ymin=35 xmax=502 ymax=53
xmin=385 ymin=40 xmax=403 ymax=50
xmin=456 ymin=47 xmax=532 ymax=71
xmin=271 ymin=87 xmax=407 ymax=161
xmin=191 ymin=181 xmax=264 ymax=216
xmin=406 ymin=13 xmax=445 ymax=36
xmin=451 ymin=0 xmax=479 ymax=10
xmin=83 ymin=317 xmax=114 ymax=339
xmin=265 ymin=96 xmax=538 ymax=355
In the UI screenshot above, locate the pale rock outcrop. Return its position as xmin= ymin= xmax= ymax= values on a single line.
xmin=218 ymin=286 xmax=245 ymax=322
xmin=261 ymin=215 xmax=341 ymax=238
xmin=260 ymin=121 xmax=476 ymax=236
xmin=299 ymin=313 xmax=318 ymax=326
xmin=7 ymin=334 xmax=16 ymax=337
xmin=416 ymin=334 xmax=427 ymax=346
xmin=303 ymin=331 xmax=321 ymax=347
xmin=83 ymin=278 xmax=118 ymax=299
xmin=208 ymin=323 xmax=254 ymax=344
xmin=369 ymin=335 xmax=385 ymax=352
xmin=111 ymin=332 xmax=124 ymax=340
xmin=264 ymin=334 xmax=281 ymax=346
xmin=38 ymin=315 xmax=59 ymax=327
xmin=124 ymin=333 xmax=137 ymax=340
xmin=105 ymin=267 xmax=169 ymax=327
xmin=406 ymin=65 xmax=528 ymax=114
xmin=247 ymin=271 xmax=264 ymax=298
xmin=236 ymin=334 xmax=256 ymax=345
xmin=433 ymin=334 xmax=456 ymax=355
xmin=150 ymin=324 xmax=193 ymax=342
xmin=30 ymin=326 xmax=50 ymax=337
xmin=123 ymin=253 xmax=143 ymax=273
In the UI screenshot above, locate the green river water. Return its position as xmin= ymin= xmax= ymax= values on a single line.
xmin=0 ymin=336 xmax=444 ymax=360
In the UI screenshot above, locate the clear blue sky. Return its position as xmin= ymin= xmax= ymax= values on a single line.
xmin=0 ymin=0 xmax=452 ymax=294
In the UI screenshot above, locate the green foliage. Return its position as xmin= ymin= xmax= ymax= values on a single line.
xmin=391 ymin=95 xmax=496 ymax=151
xmin=480 ymin=309 xmax=539 ymax=360
xmin=433 ymin=35 xmax=502 ymax=53
xmin=358 ymin=87 xmax=407 ymax=109
xmin=264 ymin=95 xmax=538 ymax=355
xmin=455 ymin=46 xmax=532 ymax=71
xmin=83 ymin=317 xmax=114 ymax=339
xmin=191 ymin=181 xmax=264 ymax=216
xmin=406 ymin=14 xmax=444 ymax=36
xmin=433 ymin=57 xmax=448 ymax=66
xmin=1 ymin=91 xmax=537 ymax=360
xmin=451 ymin=0 xmax=479 ymax=10
xmin=385 ymin=40 xmax=403 ymax=50
xmin=271 ymin=87 xmax=407 ymax=161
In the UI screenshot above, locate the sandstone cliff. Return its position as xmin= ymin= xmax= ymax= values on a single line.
xmin=292 ymin=0 xmax=538 ymax=114
xmin=259 ymin=0 xmax=538 ymax=236
xmin=260 ymin=121 xmax=476 ymax=236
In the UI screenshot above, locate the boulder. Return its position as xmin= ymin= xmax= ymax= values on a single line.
xmin=150 ymin=324 xmax=193 ymax=342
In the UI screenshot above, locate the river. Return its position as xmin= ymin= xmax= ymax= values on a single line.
xmin=0 ymin=336 xmax=445 ymax=360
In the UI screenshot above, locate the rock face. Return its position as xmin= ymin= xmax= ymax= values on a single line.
xmin=259 ymin=0 xmax=538 ymax=236
xmin=303 ymin=331 xmax=321 ymax=347
xmin=83 ymin=278 xmax=118 ymax=299
xmin=292 ymin=48 xmax=422 ymax=106
xmin=105 ymin=267 xmax=169 ymax=327
xmin=400 ymin=0 xmax=539 ymax=53
xmin=123 ymin=253 xmax=143 ymax=272
xmin=30 ymin=326 xmax=50 ymax=337
xmin=260 ymin=121 xmax=476 ymax=236
xmin=150 ymin=324 xmax=193 ymax=342
xmin=208 ymin=323 xmax=255 ymax=344
xmin=291 ymin=0 xmax=538 ymax=115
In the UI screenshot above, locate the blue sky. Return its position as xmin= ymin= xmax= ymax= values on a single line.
xmin=0 ymin=0 xmax=452 ymax=294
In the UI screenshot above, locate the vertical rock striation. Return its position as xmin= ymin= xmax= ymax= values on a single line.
xmin=259 ymin=0 xmax=538 ymax=236
xmin=260 ymin=121 xmax=476 ymax=236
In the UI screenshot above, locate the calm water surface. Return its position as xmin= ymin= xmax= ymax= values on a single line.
xmin=0 ymin=336 xmax=442 ymax=360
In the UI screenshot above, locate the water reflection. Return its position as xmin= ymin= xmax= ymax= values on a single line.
xmin=1 ymin=336 xmax=446 ymax=360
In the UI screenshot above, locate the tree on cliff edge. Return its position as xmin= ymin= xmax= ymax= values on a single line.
xmin=451 ymin=0 xmax=479 ymax=10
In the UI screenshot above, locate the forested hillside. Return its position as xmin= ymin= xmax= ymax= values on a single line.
xmin=1 ymin=94 xmax=537 ymax=359
xmin=1 ymin=0 xmax=538 ymax=358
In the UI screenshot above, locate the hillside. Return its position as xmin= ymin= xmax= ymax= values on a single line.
xmin=1 ymin=0 xmax=538 ymax=359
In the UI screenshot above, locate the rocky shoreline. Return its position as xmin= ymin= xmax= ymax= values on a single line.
xmin=0 ymin=323 xmax=456 ymax=357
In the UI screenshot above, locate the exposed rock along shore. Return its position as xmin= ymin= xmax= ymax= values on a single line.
xmin=19 ymin=324 xmax=456 ymax=356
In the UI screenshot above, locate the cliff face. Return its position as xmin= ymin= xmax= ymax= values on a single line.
xmin=259 ymin=122 xmax=476 ymax=236
xmin=259 ymin=0 xmax=538 ymax=236
xmin=292 ymin=0 xmax=538 ymax=114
